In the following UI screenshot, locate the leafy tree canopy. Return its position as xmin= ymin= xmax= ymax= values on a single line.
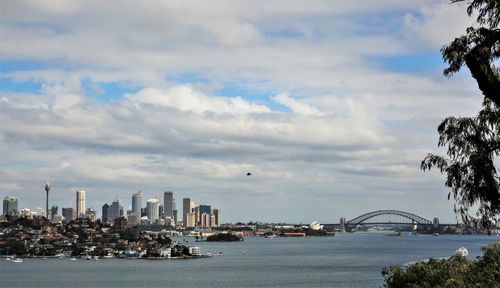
xmin=422 ymin=0 xmax=500 ymax=226
xmin=442 ymin=0 xmax=500 ymax=106
xmin=382 ymin=243 xmax=500 ymax=288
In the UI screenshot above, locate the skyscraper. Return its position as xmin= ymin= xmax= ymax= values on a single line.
xmin=102 ymin=203 xmax=110 ymax=223
xmin=146 ymin=198 xmax=160 ymax=224
xmin=62 ymin=207 xmax=76 ymax=222
xmin=182 ymin=198 xmax=191 ymax=227
xmin=108 ymin=200 xmax=123 ymax=224
xmin=132 ymin=191 xmax=142 ymax=217
xmin=51 ymin=205 xmax=58 ymax=221
xmin=3 ymin=196 xmax=18 ymax=215
xmin=164 ymin=191 xmax=173 ymax=219
xmin=212 ymin=209 xmax=221 ymax=227
xmin=76 ymin=190 xmax=86 ymax=218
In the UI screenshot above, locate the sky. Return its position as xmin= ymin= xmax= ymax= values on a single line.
xmin=0 ymin=0 xmax=485 ymax=224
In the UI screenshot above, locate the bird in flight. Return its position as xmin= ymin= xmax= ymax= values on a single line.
xmin=246 ymin=172 xmax=252 ymax=176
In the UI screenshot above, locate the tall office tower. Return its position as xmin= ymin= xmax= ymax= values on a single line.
xmin=159 ymin=205 xmax=164 ymax=219
xmin=76 ymin=190 xmax=86 ymax=218
xmin=182 ymin=198 xmax=191 ymax=227
xmin=212 ymin=209 xmax=221 ymax=227
xmin=194 ymin=206 xmax=200 ymax=226
xmin=199 ymin=205 xmax=211 ymax=225
xmin=186 ymin=212 xmax=196 ymax=227
xmin=3 ymin=196 xmax=18 ymax=215
xmin=102 ymin=203 xmax=110 ymax=223
xmin=132 ymin=191 xmax=142 ymax=217
xmin=173 ymin=210 xmax=178 ymax=225
xmin=201 ymin=213 xmax=211 ymax=227
xmin=62 ymin=207 xmax=76 ymax=222
xmin=163 ymin=191 xmax=173 ymax=219
xmin=45 ymin=182 xmax=50 ymax=221
xmin=108 ymin=200 xmax=123 ymax=224
xmin=146 ymin=199 xmax=160 ymax=224
xmin=50 ymin=205 xmax=58 ymax=221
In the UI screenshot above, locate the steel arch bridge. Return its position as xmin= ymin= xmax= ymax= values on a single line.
xmin=346 ymin=210 xmax=432 ymax=229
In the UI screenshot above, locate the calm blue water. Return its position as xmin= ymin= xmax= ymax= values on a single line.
xmin=0 ymin=233 xmax=498 ymax=288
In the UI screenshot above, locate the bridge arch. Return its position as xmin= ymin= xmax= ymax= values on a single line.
xmin=346 ymin=210 xmax=432 ymax=229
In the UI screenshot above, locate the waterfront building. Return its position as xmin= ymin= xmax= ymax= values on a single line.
xmin=141 ymin=207 xmax=147 ymax=217
xmin=201 ymin=213 xmax=210 ymax=227
xmin=51 ymin=205 xmax=58 ymax=221
xmin=3 ymin=196 xmax=18 ymax=215
xmin=210 ymin=214 xmax=216 ymax=227
xmin=186 ymin=212 xmax=196 ymax=227
xmin=164 ymin=191 xmax=173 ymax=219
xmin=212 ymin=209 xmax=221 ymax=227
xmin=433 ymin=217 xmax=440 ymax=228
xmin=52 ymin=214 xmax=63 ymax=223
xmin=102 ymin=203 xmax=109 ymax=223
xmin=76 ymin=190 xmax=86 ymax=218
xmin=182 ymin=198 xmax=192 ymax=227
xmin=62 ymin=207 xmax=76 ymax=222
xmin=194 ymin=206 xmax=200 ymax=225
xmin=199 ymin=205 xmax=211 ymax=226
xmin=36 ymin=207 xmax=44 ymax=217
xmin=146 ymin=199 xmax=160 ymax=224
xmin=108 ymin=200 xmax=123 ymax=224
xmin=132 ymin=191 xmax=142 ymax=217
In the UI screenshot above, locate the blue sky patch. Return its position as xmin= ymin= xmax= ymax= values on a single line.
xmin=81 ymin=78 xmax=143 ymax=101
xmin=371 ymin=51 xmax=444 ymax=74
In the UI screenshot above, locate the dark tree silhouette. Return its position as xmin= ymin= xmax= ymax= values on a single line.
xmin=442 ymin=0 xmax=500 ymax=106
xmin=422 ymin=1 xmax=500 ymax=226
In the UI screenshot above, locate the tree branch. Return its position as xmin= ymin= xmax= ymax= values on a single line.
xmin=464 ymin=29 xmax=500 ymax=106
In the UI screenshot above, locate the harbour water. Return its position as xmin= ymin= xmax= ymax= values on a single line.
xmin=1 ymin=233 xmax=498 ymax=288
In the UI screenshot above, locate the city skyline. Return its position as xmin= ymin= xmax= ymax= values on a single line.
xmin=0 ymin=1 xmax=482 ymax=223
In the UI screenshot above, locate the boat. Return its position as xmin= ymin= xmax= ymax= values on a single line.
xmin=455 ymin=246 xmax=468 ymax=257
xmin=5 ymin=257 xmax=12 ymax=261
xmin=265 ymin=235 xmax=277 ymax=239
xmin=385 ymin=232 xmax=401 ymax=236
xmin=433 ymin=233 xmax=440 ymax=236
xmin=70 ymin=257 xmax=77 ymax=261
xmin=11 ymin=258 xmax=23 ymax=263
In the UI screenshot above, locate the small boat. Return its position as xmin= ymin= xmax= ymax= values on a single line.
xmin=70 ymin=257 xmax=77 ymax=261
xmin=455 ymin=246 xmax=468 ymax=257
xmin=5 ymin=257 xmax=12 ymax=261
xmin=11 ymin=258 xmax=23 ymax=263
xmin=265 ymin=235 xmax=276 ymax=239
xmin=433 ymin=233 xmax=440 ymax=236
xmin=385 ymin=232 xmax=401 ymax=236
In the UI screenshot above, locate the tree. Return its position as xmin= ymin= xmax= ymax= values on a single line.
xmin=422 ymin=99 xmax=500 ymax=226
xmin=382 ymin=243 xmax=500 ymax=288
xmin=442 ymin=0 xmax=500 ymax=106
xmin=422 ymin=0 xmax=500 ymax=226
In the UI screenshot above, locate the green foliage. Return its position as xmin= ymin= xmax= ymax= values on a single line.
xmin=383 ymin=243 xmax=500 ymax=288
xmin=422 ymin=99 xmax=500 ymax=225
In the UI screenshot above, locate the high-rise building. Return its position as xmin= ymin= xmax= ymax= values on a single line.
xmin=173 ymin=209 xmax=178 ymax=225
xmin=102 ymin=203 xmax=109 ymax=223
xmin=186 ymin=212 xmax=196 ymax=227
xmin=164 ymin=191 xmax=173 ymax=219
xmin=199 ymin=205 xmax=211 ymax=226
xmin=108 ymin=200 xmax=123 ymax=224
xmin=182 ymin=198 xmax=192 ymax=227
xmin=50 ymin=205 xmax=58 ymax=221
xmin=84 ymin=208 xmax=97 ymax=221
xmin=159 ymin=205 xmax=164 ymax=219
xmin=3 ymin=196 xmax=18 ymax=215
xmin=76 ymin=190 xmax=86 ymax=218
xmin=62 ymin=207 xmax=76 ymax=222
xmin=201 ymin=213 xmax=211 ymax=227
xmin=132 ymin=191 xmax=142 ymax=217
xmin=146 ymin=199 xmax=160 ymax=224
xmin=212 ymin=209 xmax=221 ymax=227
